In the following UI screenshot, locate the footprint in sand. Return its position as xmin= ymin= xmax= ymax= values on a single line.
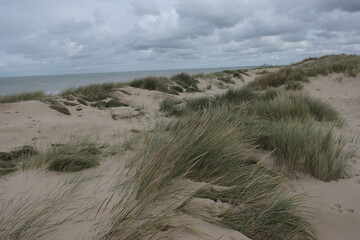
xmin=345 ymin=209 xmax=355 ymax=213
xmin=329 ymin=204 xmax=342 ymax=213
xmin=329 ymin=204 xmax=355 ymax=214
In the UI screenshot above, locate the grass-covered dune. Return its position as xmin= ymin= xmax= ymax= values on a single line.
xmin=0 ymin=54 xmax=359 ymax=239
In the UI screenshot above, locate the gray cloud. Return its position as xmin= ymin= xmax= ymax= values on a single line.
xmin=132 ymin=0 xmax=160 ymax=16
xmin=0 ymin=0 xmax=359 ymax=76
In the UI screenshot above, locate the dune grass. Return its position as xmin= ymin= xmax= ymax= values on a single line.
xmin=159 ymin=78 xmax=348 ymax=182
xmin=0 ymin=145 xmax=37 ymax=176
xmin=171 ymin=73 xmax=199 ymax=92
xmin=267 ymin=121 xmax=350 ymax=181
xmin=129 ymin=76 xmax=177 ymax=94
xmin=0 ymin=91 xmax=49 ymax=104
xmin=297 ymin=54 xmax=360 ymax=77
xmin=0 ymin=177 xmax=83 ymax=239
xmin=23 ymin=138 xmax=102 ymax=171
xmin=47 ymin=100 xmax=71 ymax=115
xmin=61 ymin=82 xmax=123 ymax=102
xmin=250 ymin=91 xmax=342 ymax=124
xmin=248 ymin=67 xmax=309 ymax=90
xmin=47 ymin=142 xmax=101 ymax=172
xmin=108 ymin=108 xmax=316 ymax=240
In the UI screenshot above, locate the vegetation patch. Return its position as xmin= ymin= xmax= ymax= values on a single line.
xmin=122 ymin=108 xmax=316 ymax=240
xmin=91 ymin=101 xmax=107 ymax=110
xmin=250 ymin=91 xmax=342 ymax=124
xmin=106 ymin=99 xmax=129 ymax=108
xmin=170 ymin=85 xmax=183 ymax=93
xmin=171 ymin=73 xmax=199 ymax=92
xmin=77 ymin=98 xmax=88 ymax=106
xmin=63 ymin=101 xmax=78 ymax=106
xmin=285 ymin=81 xmax=303 ymax=90
xmin=159 ymin=98 xmax=183 ymax=116
xmin=266 ymin=121 xmax=350 ymax=181
xmin=47 ymin=141 xmax=101 ymax=172
xmin=61 ymin=82 xmax=122 ymax=102
xmin=0 ymin=91 xmax=48 ymax=104
xmin=0 ymin=145 xmax=37 ymax=176
xmin=130 ymin=76 xmax=176 ymax=94
xmin=248 ymin=67 xmax=308 ymax=90
xmin=296 ymin=54 xmax=360 ymax=77
xmin=48 ymin=100 xmax=71 ymax=115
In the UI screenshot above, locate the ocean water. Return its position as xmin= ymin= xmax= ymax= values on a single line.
xmin=0 ymin=67 xmax=248 ymax=97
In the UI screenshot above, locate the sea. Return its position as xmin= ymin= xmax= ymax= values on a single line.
xmin=0 ymin=67 xmax=251 ymax=97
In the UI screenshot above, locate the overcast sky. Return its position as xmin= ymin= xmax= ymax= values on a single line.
xmin=0 ymin=0 xmax=359 ymax=77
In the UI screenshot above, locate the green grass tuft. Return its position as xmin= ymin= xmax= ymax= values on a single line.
xmin=285 ymin=81 xmax=303 ymax=90
xmin=106 ymin=99 xmax=129 ymax=108
xmin=48 ymin=100 xmax=71 ymax=115
xmin=268 ymin=121 xmax=350 ymax=181
xmin=127 ymin=107 xmax=316 ymax=239
xmin=250 ymin=91 xmax=342 ymax=124
xmin=0 ymin=91 xmax=48 ymax=104
xmin=171 ymin=73 xmax=199 ymax=92
xmin=61 ymin=82 xmax=121 ymax=102
xmin=248 ymin=67 xmax=308 ymax=90
xmin=44 ymin=140 xmax=101 ymax=172
xmin=130 ymin=76 xmax=175 ymax=94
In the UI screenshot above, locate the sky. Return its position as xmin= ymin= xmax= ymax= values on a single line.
xmin=0 ymin=0 xmax=359 ymax=77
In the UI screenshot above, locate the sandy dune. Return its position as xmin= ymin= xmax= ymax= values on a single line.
xmin=0 ymin=69 xmax=359 ymax=239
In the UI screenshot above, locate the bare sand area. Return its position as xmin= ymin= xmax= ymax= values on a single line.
xmin=0 ymin=63 xmax=359 ymax=239
xmin=295 ymin=74 xmax=360 ymax=240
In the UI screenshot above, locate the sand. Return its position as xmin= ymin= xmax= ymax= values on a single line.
xmin=0 ymin=69 xmax=359 ymax=239
xmin=295 ymin=74 xmax=360 ymax=240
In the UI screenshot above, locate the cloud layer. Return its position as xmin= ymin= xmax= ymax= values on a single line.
xmin=0 ymin=0 xmax=359 ymax=76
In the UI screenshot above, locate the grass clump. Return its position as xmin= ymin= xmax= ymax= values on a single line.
xmin=130 ymin=76 xmax=176 ymax=94
xmin=298 ymin=54 xmax=360 ymax=77
xmin=48 ymin=100 xmax=71 ymax=115
xmin=0 ymin=177 xmax=83 ymax=239
xmin=77 ymin=98 xmax=88 ymax=106
xmin=91 ymin=101 xmax=107 ymax=110
xmin=23 ymin=139 xmax=102 ymax=172
xmin=61 ymin=82 xmax=120 ymax=102
xmin=251 ymin=91 xmax=342 ymax=124
xmin=248 ymin=67 xmax=308 ymax=90
xmin=106 ymin=99 xmax=129 ymax=108
xmin=267 ymin=121 xmax=350 ymax=181
xmin=285 ymin=81 xmax=303 ymax=90
xmin=159 ymin=98 xmax=183 ymax=116
xmin=171 ymin=73 xmax=199 ymax=92
xmin=125 ymin=108 xmax=316 ymax=240
xmin=0 ymin=91 xmax=48 ymax=104
xmin=0 ymin=145 xmax=37 ymax=176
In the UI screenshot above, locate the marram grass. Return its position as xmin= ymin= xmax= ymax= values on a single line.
xmin=113 ymin=107 xmax=317 ymax=240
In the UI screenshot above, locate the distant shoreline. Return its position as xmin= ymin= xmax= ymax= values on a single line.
xmin=0 ymin=66 xmax=258 ymax=97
